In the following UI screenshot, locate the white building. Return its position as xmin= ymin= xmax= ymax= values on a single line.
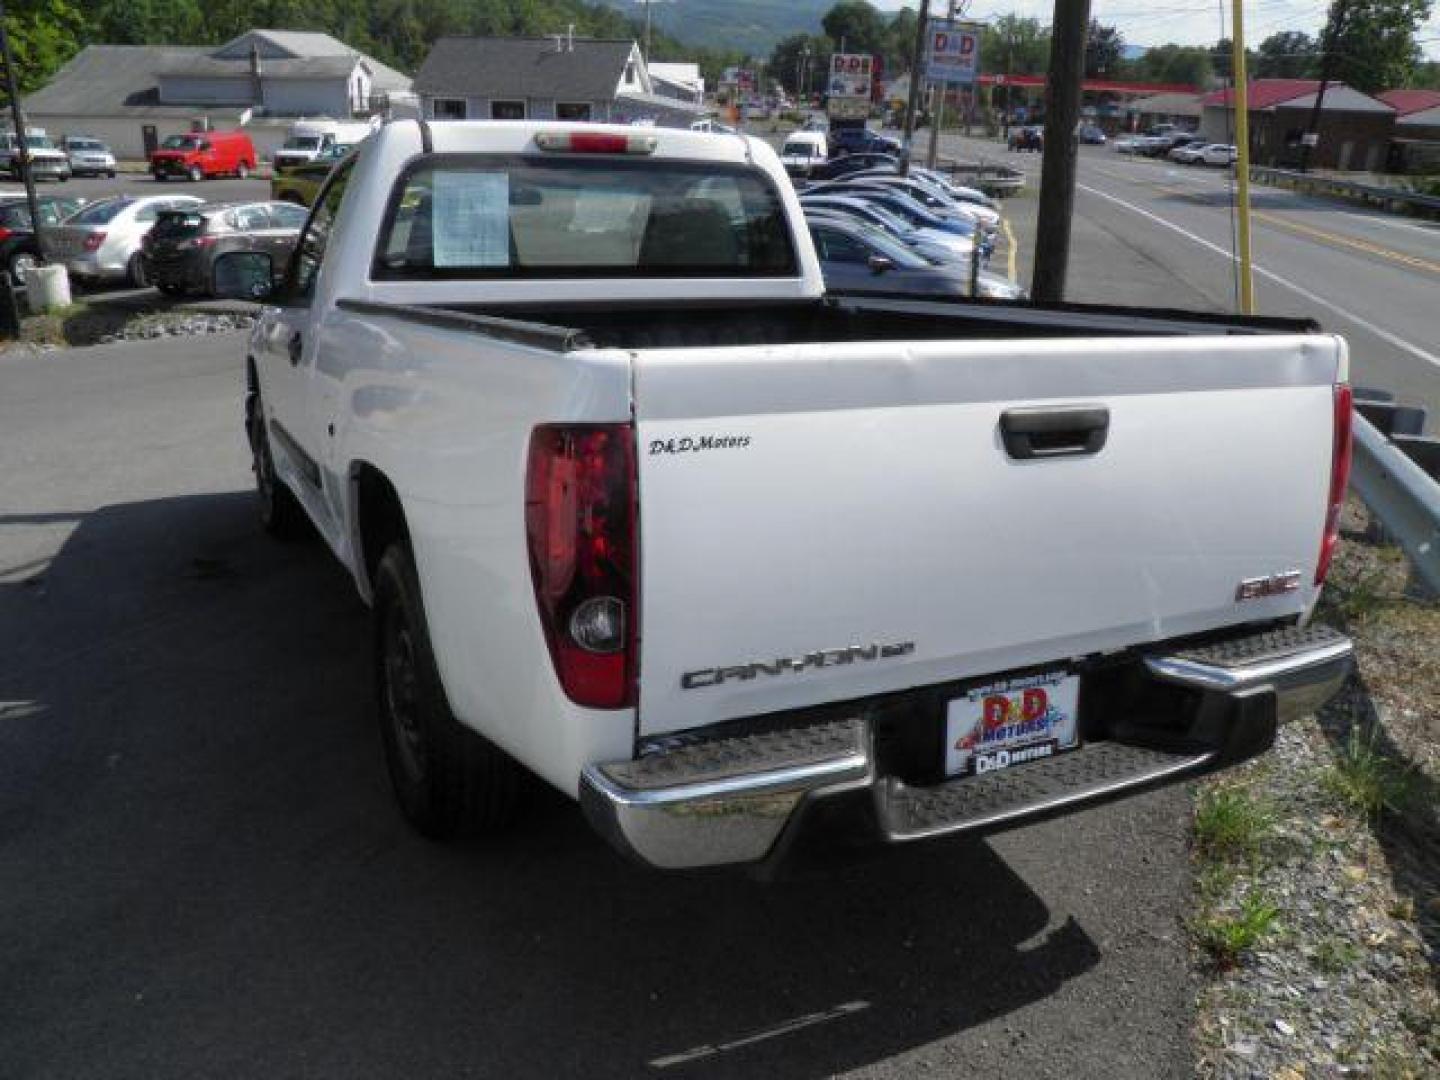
xmin=21 ymin=30 xmax=410 ymax=161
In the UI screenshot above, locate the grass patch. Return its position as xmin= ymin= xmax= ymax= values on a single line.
xmin=1194 ymin=891 xmax=1280 ymax=969
xmin=1312 ymin=935 xmax=1362 ymax=974
xmin=1194 ymin=786 xmax=1274 ymax=863
xmin=1323 ymin=725 xmax=1416 ymax=821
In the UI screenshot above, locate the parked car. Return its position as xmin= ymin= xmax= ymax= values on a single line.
xmin=42 ymin=194 xmax=204 ymax=287
xmin=0 ymin=195 xmax=88 ymax=285
xmin=838 ymin=174 xmax=1001 ymax=232
xmin=829 ymin=126 xmax=902 ymax=158
xmin=0 ymin=132 xmax=70 ymax=182
xmin=688 ymin=118 xmax=735 ymax=134
xmin=1134 ymin=135 xmax=1175 ymax=157
xmin=806 ymin=152 xmax=900 ymax=181
xmin=779 ymin=131 xmax=828 ymax=177
xmin=150 ymin=130 xmax=257 ymax=182
xmin=60 ymin=136 xmax=117 ymax=178
xmin=271 ymin=143 xmax=357 ymax=207
xmin=215 ymin=120 xmax=1353 ymax=870
xmin=1201 ymin=143 xmax=1239 ymax=166
xmin=1078 ymin=125 xmax=1107 ymax=145
xmin=798 ymin=193 xmax=978 ymax=265
xmin=272 ymin=120 xmax=374 ymax=172
xmin=1008 ymin=126 xmax=1043 ymax=152
xmin=807 ymin=213 xmax=1024 ymax=300
xmin=830 ymin=186 xmax=991 ymax=258
xmin=1168 ymin=142 xmax=1209 ymax=165
xmin=141 ymin=201 xmax=310 ymax=297
xmin=1112 ymin=136 xmax=1138 ymax=153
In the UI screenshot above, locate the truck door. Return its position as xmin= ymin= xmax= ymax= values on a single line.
xmin=255 ymin=158 xmax=354 ymax=543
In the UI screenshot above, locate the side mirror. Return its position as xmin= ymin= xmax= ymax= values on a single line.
xmin=867 ymin=254 xmax=894 ymax=274
xmin=213 ymin=250 xmax=277 ymax=301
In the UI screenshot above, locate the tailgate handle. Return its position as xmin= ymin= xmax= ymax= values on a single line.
xmin=1000 ymin=405 xmax=1109 ymax=459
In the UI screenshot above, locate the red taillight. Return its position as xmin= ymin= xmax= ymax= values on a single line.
xmin=1315 ymin=383 xmax=1353 ymax=586
xmin=525 ymin=423 xmax=637 ymax=708
xmin=0 ymin=227 xmax=10 ymax=241
xmin=82 ymin=232 xmax=106 ymax=251
xmin=534 ymin=131 xmax=657 ymax=155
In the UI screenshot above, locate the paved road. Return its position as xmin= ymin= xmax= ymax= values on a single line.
xmin=938 ymin=133 xmax=1440 ymax=430
xmin=1 ymin=172 xmax=270 ymax=206
xmin=1 ymin=333 xmax=1196 ymax=1078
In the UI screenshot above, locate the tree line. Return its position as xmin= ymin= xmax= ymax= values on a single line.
xmin=768 ymin=0 xmax=1437 ymax=98
xmin=1 ymin=0 xmax=750 ymax=93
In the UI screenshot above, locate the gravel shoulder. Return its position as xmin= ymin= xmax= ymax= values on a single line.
xmin=1192 ymin=501 xmax=1440 ymax=1077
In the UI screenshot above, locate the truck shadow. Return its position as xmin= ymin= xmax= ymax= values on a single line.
xmin=0 ymin=492 xmax=1102 ymax=1078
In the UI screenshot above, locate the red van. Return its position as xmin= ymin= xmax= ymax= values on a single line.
xmin=150 ymin=131 xmax=257 ymax=182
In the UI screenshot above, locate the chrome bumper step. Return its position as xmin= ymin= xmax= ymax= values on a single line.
xmin=879 ymin=741 xmax=1213 ymax=841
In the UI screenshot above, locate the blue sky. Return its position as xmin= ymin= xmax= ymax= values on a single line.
xmin=875 ymin=1 xmax=1440 ymax=61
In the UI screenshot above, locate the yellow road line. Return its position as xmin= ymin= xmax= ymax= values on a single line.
xmin=1003 ymin=218 xmax=1018 ymax=283
xmin=1116 ymin=174 xmax=1440 ymax=277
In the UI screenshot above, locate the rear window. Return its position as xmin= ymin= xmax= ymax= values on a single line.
xmin=70 ymin=198 xmax=133 ymax=225
xmin=152 ymin=211 xmax=206 ymax=237
xmin=161 ymin=136 xmax=203 ymax=150
xmin=782 ymin=139 xmax=821 ymax=158
xmin=374 ymin=155 xmax=796 ymax=280
xmin=284 ymin=137 xmax=322 ymax=151
xmin=68 ymin=140 xmax=103 ymax=151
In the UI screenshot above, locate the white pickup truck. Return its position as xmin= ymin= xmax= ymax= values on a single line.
xmin=216 ymin=120 xmax=1355 ymax=870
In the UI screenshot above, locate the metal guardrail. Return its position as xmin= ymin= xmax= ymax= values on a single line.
xmin=1250 ymin=166 xmax=1440 ymax=219
xmin=1350 ymin=413 xmax=1440 ymax=595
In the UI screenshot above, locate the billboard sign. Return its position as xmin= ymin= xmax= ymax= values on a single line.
xmin=927 ymin=21 xmax=981 ymax=84
xmin=828 ymin=53 xmax=874 ymax=100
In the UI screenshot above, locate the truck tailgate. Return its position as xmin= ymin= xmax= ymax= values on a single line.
xmin=633 ymin=333 xmax=1344 ymax=736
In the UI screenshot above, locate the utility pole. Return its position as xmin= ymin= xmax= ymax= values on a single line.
xmin=900 ymin=0 xmax=931 ymax=176
xmin=1031 ymin=0 xmax=1090 ymax=303
xmin=1230 ymin=1 xmax=1255 ymax=313
xmin=926 ymin=0 xmax=959 ymax=170
xmin=0 ymin=0 xmax=43 ymax=331
xmin=1299 ymin=0 xmax=1348 ymax=173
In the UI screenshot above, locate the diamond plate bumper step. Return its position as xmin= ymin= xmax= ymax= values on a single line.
xmin=879 ymin=741 xmax=1213 ymax=841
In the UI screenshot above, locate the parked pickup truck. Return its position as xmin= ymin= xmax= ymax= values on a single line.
xmin=216 ymin=120 xmax=1355 ymax=871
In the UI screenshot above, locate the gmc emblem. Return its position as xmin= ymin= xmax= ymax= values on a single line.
xmin=1235 ymin=571 xmax=1302 ymax=601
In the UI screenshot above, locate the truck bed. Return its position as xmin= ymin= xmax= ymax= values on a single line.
xmin=338 ymin=296 xmax=1320 ymax=353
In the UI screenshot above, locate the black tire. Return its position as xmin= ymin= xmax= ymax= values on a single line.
xmin=156 ymin=282 xmax=185 ymax=296
xmin=107 ymin=170 xmax=116 ymax=179
xmin=374 ymin=542 xmax=520 ymax=839
xmin=188 ymin=164 xmax=203 ymax=182
xmin=246 ymin=382 xmax=305 ymax=539
xmin=237 ymin=160 xmax=250 ymax=179
xmin=127 ymin=253 xmax=148 ymax=288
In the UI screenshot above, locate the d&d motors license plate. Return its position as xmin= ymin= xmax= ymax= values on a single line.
xmin=945 ymin=669 xmax=1081 ymax=778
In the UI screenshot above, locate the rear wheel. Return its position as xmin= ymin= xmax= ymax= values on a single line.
xmin=187 ymin=164 xmax=203 ymax=182
xmin=236 ymin=160 xmax=250 ymax=179
xmin=126 ymin=253 xmax=148 ymax=288
xmin=374 ymin=542 xmax=521 ymax=839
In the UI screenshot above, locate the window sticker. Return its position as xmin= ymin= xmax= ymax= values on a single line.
xmin=432 ymin=171 xmax=510 ymax=267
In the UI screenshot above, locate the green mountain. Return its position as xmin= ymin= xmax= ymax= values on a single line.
xmin=604 ymin=0 xmax=835 ymax=56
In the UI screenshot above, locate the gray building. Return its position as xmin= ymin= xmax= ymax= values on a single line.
xmin=414 ymin=36 xmax=704 ymax=127
xmin=21 ymin=30 xmax=410 ymax=161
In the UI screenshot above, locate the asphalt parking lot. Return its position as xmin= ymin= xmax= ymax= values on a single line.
xmin=1 ymin=332 xmax=1198 ymax=1079
xmin=1 ymin=170 xmax=272 ymax=207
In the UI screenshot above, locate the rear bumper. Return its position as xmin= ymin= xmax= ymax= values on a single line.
xmin=581 ymin=623 xmax=1352 ymax=870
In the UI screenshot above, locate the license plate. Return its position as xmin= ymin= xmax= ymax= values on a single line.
xmin=945 ymin=669 xmax=1081 ymax=778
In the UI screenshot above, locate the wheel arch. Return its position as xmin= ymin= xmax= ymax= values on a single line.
xmin=349 ymin=461 xmax=409 ymax=606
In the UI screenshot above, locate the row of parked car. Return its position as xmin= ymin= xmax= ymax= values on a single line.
xmin=0 ymin=190 xmax=307 ymax=294
xmin=1114 ymin=130 xmax=1238 ymax=165
xmin=788 ymin=152 xmax=1025 ymax=302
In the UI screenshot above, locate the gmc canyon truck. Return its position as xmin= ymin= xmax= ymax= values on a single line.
xmin=216 ymin=120 xmax=1355 ymax=871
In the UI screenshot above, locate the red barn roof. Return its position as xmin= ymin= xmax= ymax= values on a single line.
xmin=1378 ymin=89 xmax=1440 ymax=117
xmin=977 ymin=74 xmax=1196 ymax=95
xmin=1200 ymin=79 xmax=1323 ymax=109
